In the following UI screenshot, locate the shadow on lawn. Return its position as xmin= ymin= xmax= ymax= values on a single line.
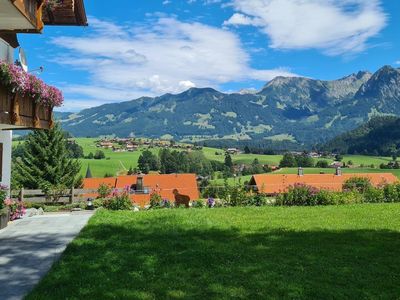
xmin=27 ymin=214 xmax=400 ymax=300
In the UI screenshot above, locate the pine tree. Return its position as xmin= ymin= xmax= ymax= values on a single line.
xmin=13 ymin=123 xmax=81 ymax=190
xmin=85 ymin=165 xmax=93 ymax=178
xmin=224 ymin=153 xmax=233 ymax=168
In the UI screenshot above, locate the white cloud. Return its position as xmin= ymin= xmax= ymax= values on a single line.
xmin=50 ymin=17 xmax=296 ymax=108
xmin=225 ymin=0 xmax=387 ymax=55
xmin=187 ymin=0 xmax=223 ymax=4
xmin=223 ymin=13 xmax=263 ymax=27
xmin=395 ymin=61 xmax=400 ymax=65
xmin=162 ymin=0 xmax=171 ymax=5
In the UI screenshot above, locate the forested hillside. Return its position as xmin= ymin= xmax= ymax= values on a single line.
xmin=322 ymin=117 xmax=400 ymax=156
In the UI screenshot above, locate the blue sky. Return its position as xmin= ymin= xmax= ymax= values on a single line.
xmin=18 ymin=0 xmax=400 ymax=111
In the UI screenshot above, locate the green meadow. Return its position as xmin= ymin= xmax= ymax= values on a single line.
xmin=12 ymin=137 xmax=398 ymax=179
xmin=27 ymin=204 xmax=400 ymax=299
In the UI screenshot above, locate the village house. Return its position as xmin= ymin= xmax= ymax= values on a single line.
xmin=249 ymin=169 xmax=398 ymax=195
xmin=226 ymin=148 xmax=240 ymax=155
xmin=126 ymin=144 xmax=138 ymax=151
xmin=83 ymin=173 xmax=200 ymax=207
xmin=98 ymin=141 xmax=114 ymax=149
xmin=0 ymin=0 xmax=87 ymax=190
xmin=330 ymin=161 xmax=344 ymax=168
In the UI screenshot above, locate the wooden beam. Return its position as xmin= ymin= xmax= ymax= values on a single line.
xmin=0 ymin=33 xmax=19 ymax=48
xmin=7 ymin=0 xmax=44 ymax=32
xmin=32 ymin=101 xmax=40 ymax=128
xmin=10 ymin=93 xmax=20 ymax=126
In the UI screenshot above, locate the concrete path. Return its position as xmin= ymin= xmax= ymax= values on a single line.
xmin=0 ymin=211 xmax=94 ymax=300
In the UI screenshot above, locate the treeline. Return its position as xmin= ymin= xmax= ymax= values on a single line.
xmin=196 ymin=139 xmax=300 ymax=152
xmin=137 ymin=149 xmax=226 ymax=176
xmin=277 ymin=152 xmax=344 ymax=168
xmin=322 ymin=116 xmax=400 ymax=156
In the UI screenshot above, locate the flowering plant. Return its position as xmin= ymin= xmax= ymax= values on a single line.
xmin=0 ymin=60 xmax=63 ymax=107
xmin=103 ymin=189 xmax=132 ymax=210
xmin=4 ymin=199 xmax=26 ymax=221
xmin=161 ymin=198 xmax=171 ymax=208
xmin=207 ymin=197 xmax=215 ymax=208
xmin=0 ymin=184 xmax=7 ymax=210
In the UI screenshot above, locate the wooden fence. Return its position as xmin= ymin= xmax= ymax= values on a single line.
xmin=10 ymin=188 xmax=110 ymax=204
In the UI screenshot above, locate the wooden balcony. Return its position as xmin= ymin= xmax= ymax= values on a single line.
xmin=0 ymin=0 xmax=44 ymax=33
xmin=0 ymin=85 xmax=53 ymax=130
xmin=0 ymin=0 xmax=87 ymax=34
xmin=42 ymin=0 xmax=87 ymax=26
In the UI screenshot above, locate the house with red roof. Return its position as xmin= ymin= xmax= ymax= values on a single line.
xmin=249 ymin=170 xmax=398 ymax=195
xmin=83 ymin=174 xmax=200 ymax=207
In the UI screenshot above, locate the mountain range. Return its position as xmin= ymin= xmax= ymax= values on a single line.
xmin=57 ymin=65 xmax=400 ymax=148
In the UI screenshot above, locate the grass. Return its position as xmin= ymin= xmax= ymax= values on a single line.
xmin=27 ymin=204 xmax=400 ymax=299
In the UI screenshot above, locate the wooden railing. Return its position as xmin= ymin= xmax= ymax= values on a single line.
xmin=0 ymin=86 xmax=54 ymax=130
xmin=10 ymin=188 xmax=119 ymax=204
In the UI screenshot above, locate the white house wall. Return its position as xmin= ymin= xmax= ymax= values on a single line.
xmin=0 ymin=38 xmax=14 ymax=190
xmin=0 ymin=38 xmax=13 ymax=62
xmin=0 ymin=131 xmax=12 ymax=189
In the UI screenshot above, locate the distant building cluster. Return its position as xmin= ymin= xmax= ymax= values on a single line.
xmin=95 ymin=138 xmax=203 ymax=153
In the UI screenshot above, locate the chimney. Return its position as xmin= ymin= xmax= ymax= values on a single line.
xmin=298 ymin=167 xmax=304 ymax=176
xmin=336 ymin=167 xmax=342 ymax=176
xmin=136 ymin=175 xmax=144 ymax=192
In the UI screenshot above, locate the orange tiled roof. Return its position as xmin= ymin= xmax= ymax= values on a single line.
xmin=250 ymin=173 xmax=398 ymax=194
xmin=82 ymin=177 xmax=117 ymax=189
xmin=82 ymin=174 xmax=200 ymax=207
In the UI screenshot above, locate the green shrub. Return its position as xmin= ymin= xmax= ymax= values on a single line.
xmin=202 ymin=184 xmax=223 ymax=199
xmin=214 ymin=198 xmax=227 ymax=207
xmin=316 ymin=160 xmax=329 ymax=168
xmin=313 ymin=190 xmax=335 ymax=205
xmin=363 ymin=187 xmax=385 ymax=203
xmin=343 ymin=177 xmax=372 ymax=193
xmin=150 ymin=193 xmax=162 ymax=208
xmin=275 ymin=184 xmax=367 ymax=206
xmin=382 ymin=183 xmax=400 ymax=203
xmin=93 ymin=198 xmax=105 ymax=208
xmin=224 ymin=185 xmax=250 ymax=206
xmin=246 ymin=193 xmax=269 ymax=206
xmin=335 ymin=191 xmax=364 ymax=205
xmin=24 ymin=202 xmax=46 ymax=210
xmin=98 ymin=184 xmax=112 ymax=199
xmin=191 ymin=199 xmax=205 ymax=208
xmin=0 ymin=185 xmax=7 ymax=210
xmin=103 ymin=192 xmax=132 ymax=210
xmin=275 ymin=184 xmax=319 ymax=206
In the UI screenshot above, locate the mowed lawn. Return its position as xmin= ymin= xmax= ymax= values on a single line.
xmin=27 ymin=204 xmax=400 ymax=299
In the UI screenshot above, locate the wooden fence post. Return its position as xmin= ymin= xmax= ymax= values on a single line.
xmin=20 ymin=187 xmax=24 ymax=202
xmin=70 ymin=186 xmax=75 ymax=204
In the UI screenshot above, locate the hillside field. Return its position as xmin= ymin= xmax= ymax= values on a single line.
xmin=13 ymin=137 xmax=399 ymax=179
xmin=73 ymin=138 xmax=398 ymax=180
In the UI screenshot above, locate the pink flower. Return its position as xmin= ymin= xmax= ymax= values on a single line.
xmin=0 ymin=60 xmax=63 ymax=107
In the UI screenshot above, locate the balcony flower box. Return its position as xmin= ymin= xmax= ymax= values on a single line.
xmin=0 ymin=60 xmax=63 ymax=130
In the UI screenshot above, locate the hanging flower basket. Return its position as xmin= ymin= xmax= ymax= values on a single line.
xmin=0 ymin=60 xmax=63 ymax=107
xmin=0 ymin=60 xmax=62 ymax=129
